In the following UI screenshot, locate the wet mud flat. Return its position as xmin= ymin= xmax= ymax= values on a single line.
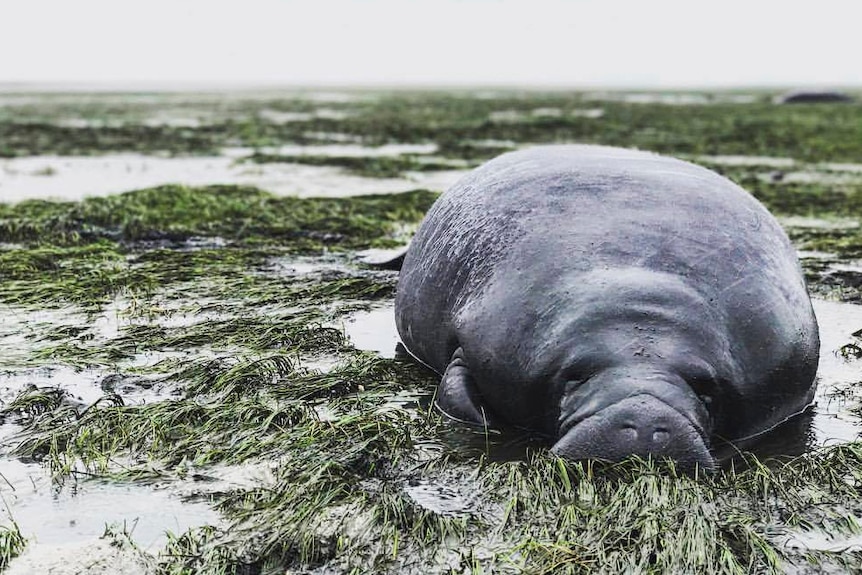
xmin=0 ymin=89 xmax=861 ymax=574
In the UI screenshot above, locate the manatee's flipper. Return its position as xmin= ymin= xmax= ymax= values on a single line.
xmin=357 ymin=246 xmax=408 ymax=271
xmin=435 ymin=347 xmax=491 ymax=426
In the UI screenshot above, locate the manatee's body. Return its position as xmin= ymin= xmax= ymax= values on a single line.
xmin=395 ymin=145 xmax=819 ymax=469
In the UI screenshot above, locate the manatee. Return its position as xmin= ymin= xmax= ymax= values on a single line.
xmin=394 ymin=145 xmax=819 ymax=470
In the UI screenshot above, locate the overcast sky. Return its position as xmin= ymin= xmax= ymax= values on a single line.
xmin=2 ymin=0 xmax=860 ymax=88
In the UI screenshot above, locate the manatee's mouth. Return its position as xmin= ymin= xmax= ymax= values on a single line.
xmin=552 ymin=392 xmax=715 ymax=471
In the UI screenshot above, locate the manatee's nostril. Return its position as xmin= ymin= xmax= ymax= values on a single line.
xmin=551 ymin=395 xmax=716 ymax=471
xmin=652 ymin=429 xmax=670 ymax=443
xmin=620 ymin=424 xmax=638 ymax=441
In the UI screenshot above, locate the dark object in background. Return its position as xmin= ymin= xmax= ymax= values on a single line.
xmin=778 ymin=90 xmax=854 ymax=104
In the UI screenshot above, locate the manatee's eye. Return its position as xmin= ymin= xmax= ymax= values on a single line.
xmin=556 ymin=353 xmax=607 ymax=386
xmin=686 ymin=373 xmax=724 ymax=425
xmin=688 ymin=377 xmax=716 ymax=405
xmin=678 ymin=359 xmax=718 ymax=398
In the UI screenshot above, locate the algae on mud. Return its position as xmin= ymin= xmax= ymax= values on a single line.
xmin=2 ymin=90 xmax=861 ymax=163
xmin=1 ymin=89 xmax=862 ymax=574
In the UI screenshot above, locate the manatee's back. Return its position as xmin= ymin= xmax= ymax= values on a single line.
xmin=395 ymin=147 xmax=541 ymax=371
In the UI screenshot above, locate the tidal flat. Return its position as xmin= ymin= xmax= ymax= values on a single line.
xmin=0 ymin=89 xmax=862 ymax=574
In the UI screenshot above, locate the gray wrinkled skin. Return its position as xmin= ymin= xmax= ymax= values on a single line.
xmin=395 ymin=145 xmax=819 ymax=470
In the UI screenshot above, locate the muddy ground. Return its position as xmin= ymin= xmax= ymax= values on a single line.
xmin=1 ymin=89 xmax=862 ymax=574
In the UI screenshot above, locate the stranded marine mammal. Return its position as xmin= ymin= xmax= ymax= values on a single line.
xmin=394 ymin=145 xmax=819 ymax=469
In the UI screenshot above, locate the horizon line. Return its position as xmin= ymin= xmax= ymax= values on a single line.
xmin=2 ymin=80 xmax=861 ymax=94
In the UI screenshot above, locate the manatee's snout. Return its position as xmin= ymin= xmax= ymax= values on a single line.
xmin=551 ymin=394 xmax=715 ymax=471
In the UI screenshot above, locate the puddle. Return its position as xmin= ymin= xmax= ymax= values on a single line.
xmin=798 ymin=250 xmax=838 ymax=261
xmin=0 ymin=366 xmax=121 ymax=408
xmin=696 ymin=155 xmax=796 ymax=168
xmin=266 ymin=255 xmax=351 ymax=277
xmin=141 ymin=116 xmax=205 ymax=128
xmin=5 ymin=539 xmax=151 ymax=575
xmin=257 ymin=110 xmax=313 ymax=123
xmin=827 ymin=262 xmax=862 ymax=275
xmin=258 ymin=108 xmax=353 ymax=123
xmin=758 ymin=170 xmax=862 ymax=185
xmin=0 ymin=305 xmax=83 ymax=368
xmin=822 ymin=162 xmax=862 ymax=174
xmin=300 ymin=131 xmax=365 ymax=144
xmin=780 ymin=528 xmax=862 ymax=553
xmin=783 ymin=216 xmax=860 ymax=230
xmin=55 ymin=118 xmax=126 ymax=129
xmin=166 ymin=461 xmax=279 ymax=498
xmin=571 ymin=108 xmax=605 ymax=118
xmin=0 ymin=301 xmax=185 ymax=421
xmin=403 ymin=478 xmax=476 ymax=517
xmin=464 ymin=139 xmax=520 ymax=149
xmin=402 ymin=169 xmax=465 ymax=192
xmin=489 ymin=108 xmax=604 ymax=123
xmin=342 ymin=305 xmax=400 ymax=359
xmin=252 ymin=142 xmax=438 ymax=157
xmin=0 ymin=365 xmax=167 ymax=413
xmin=809 ymin=299 xmax=862 ymax=445
xmin=0 ymin=152 xmax=465 ymax=202
xmin=0 ymin=459 xmax=219 ymax=550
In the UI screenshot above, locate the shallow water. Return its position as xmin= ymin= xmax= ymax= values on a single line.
xmin=760 ymin=170 xmax=862 ymax=185
xmin=823 ymin=162 xmax=862 ymax=174
xmin=402 ymin=476 xmax=478 ymax=518
xmin=781 ymin=216 xmax=860 ymax=230
xmin=248 ymin=142 xmax=439 ymax=158
xmin=696 ymin=154 xmax=796 ymax=168
xmin=0 ymin=152 xmax=467 ymax=202
xmin=342 ymin=305 xmax=401 ymax=359
xmin=781 ymin=528 xmax=862 ymax=553
xmin=0 ymin=462 xmax=219 ymax=575
xmin=0 ymin=305 xmax=82 ymax=367
xmin=0 ymin=459 xmax=219 ymax=550
xmin=257 ymin=108 xmax=353 ymax=123
xmin=809 ymin=300 xmax=862 ymax=444
xmin=488 ymin=108 xmax=604 ymax=122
